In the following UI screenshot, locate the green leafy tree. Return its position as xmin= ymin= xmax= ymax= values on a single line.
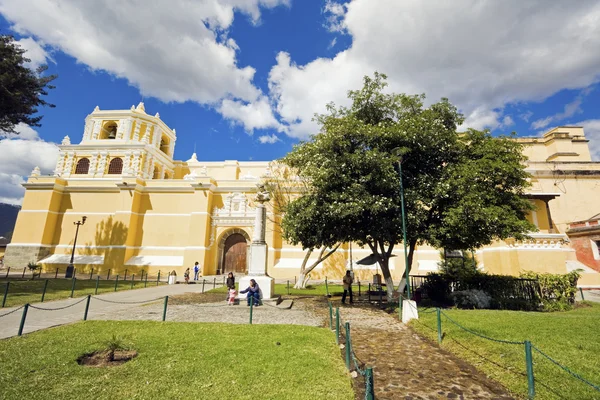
xmin=0 ymin=35 xmax=57 ymax=134
xmin=281 ymin=72 xmax=536 ymax=299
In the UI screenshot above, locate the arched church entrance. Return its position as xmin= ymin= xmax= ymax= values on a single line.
xmin=220 ymin=231 xmax=249 ymax=275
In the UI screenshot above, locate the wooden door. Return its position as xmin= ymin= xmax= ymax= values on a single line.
xmin=223 ymin=233 xmax=247 ymax=274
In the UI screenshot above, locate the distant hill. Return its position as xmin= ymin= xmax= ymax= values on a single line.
xmin=0 ymin=203 xmax=20 ymax=240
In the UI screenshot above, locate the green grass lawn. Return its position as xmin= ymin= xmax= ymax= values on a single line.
xmin=0 ymin=321 xmax=353 ymax=400
xmin=0 ymin=278 xmax=166 ymax=308
xmin=207 ymin=282 xmax=346 ymax=296
xmin=409 ymin=303 xmax=600 ymax=400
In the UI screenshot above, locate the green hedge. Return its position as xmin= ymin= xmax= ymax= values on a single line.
xmin=420 ymin=271 xmax=580 ymax=311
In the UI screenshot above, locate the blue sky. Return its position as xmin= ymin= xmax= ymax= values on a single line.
xmin=1 ymin=0 xmax=600 ymax=204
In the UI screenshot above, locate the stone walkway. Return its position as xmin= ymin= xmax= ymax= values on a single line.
xmin=311 ymin=299 xmax=514 ymax=400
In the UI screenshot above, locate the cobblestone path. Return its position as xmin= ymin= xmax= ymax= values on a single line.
xmin=309 ymin=298 xmax=514 ymax=400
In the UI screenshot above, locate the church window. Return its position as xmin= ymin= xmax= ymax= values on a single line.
xmin=74 ymin=158 xmax=90 ymax=174
xmin=108 ymin=158 xmax=123 ymax=174
xmin=101 ymin=122 xmax=118 ymax=140
xmin=160 ymin=135 xmax=170 ymax=156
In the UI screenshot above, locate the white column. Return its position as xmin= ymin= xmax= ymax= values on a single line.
xmin=53 ymin=153 xmax=65 ymax=176
xmin=63 ymin=152 xmax=75 ymax=177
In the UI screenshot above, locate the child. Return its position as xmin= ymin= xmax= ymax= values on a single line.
xmin=227 ymin=287 xmax=237 ymax=305
xmin=184 ymin=268 xmax=190 ymax=284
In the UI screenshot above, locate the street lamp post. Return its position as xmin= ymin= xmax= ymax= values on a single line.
xmin=65 ymin=216 xmax=87 ymax=279
xmin=393 ymin=148 xmax=411 ymax=300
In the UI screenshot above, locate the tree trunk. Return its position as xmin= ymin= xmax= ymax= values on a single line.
xmin=293 ymin=249 xmax=313 ymax=289
xmin=368 ymin=241 xmax=395 ymax=301
xmin=293 ymin=244 xmax=341 ymax=289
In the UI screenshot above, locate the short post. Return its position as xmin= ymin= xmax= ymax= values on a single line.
xmin=2 ymin=282 xmax=9 ymax=308
xmin=358 ymin=281 xmax=361 ymax=297
xmin=131 ymin=275 xmax=135 ymax=289
xmin=345 ymin=322 xmax=351 ymax=370
xmin=365 ymin=367 xmax=375 ymax=400
xmin=83 ymin=295 xmax=91 ymax=321
xmin=213 ymin=277 xmax=216 ymax=289
xmin=202 ymin=279 xmax=205 ymax=292
xmin=579 ymin=287 xmax=585 ymax=301
xmin=157 ymin=271 xmax=160 ymax=286
xmin=162 ymin=296 xmax=169 ymax=321
xmin=41 ymin=279 xmax=49 ymax=302
xmin=5 ymin=266 xmax=10 ymax=278
xmin=70 ymin=278 xmax=76 ymax=298
xmin=294 ymin=276 xmax=297 ymax=285
xmin=55 ymin=268 xmax=59 ymax=279
xmin=114 ymin=275 xmax=119 ymax=291
xmin=249 ymin=296 xmax=254 ymax=325
xmin=287 ymin=280 xmax=290 ymax=295
xmin=328 ymin=302 xmax=333 ymax=329
xmin=107 ymin=269 xmax=111 ymax=280
xmin=22 ymin=267 xmax=26 ymax=278
xmin=436 ymin=308 xmax=443 ymax=344
xmin=223 ymin=276 xmax=226 ymax=286
xmin=89 ymin=268 xmax=94 ymax=280
xmin=144 ymin=273 xmax=148 ymax=288
xmin=525 ymin=340 xmax=535 ymax=399
xmin=325 ymin=277 xmax=329 ymax=297
xmin=18 ymin=303 xmax=29 ymax=336
xmin=335 ymin=307 xmax=340 ymax=345
xmin=124 ymin=269 xmax=128 ymax=281
xmin=368 ymin=283 xmax=371 ymax=302
xmin=95 ymin=275 xmax=100 ymax=295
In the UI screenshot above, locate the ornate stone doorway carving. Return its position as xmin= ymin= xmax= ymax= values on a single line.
xmin=218 ymin=229 xmax=250 ymax=275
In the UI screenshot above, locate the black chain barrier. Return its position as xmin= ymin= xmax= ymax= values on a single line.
xmin=29 ymin=297 xmax=88 ymax=311
xmin=91 ymin=296 xmax=165 ymax=305
xmin=0 ymin=305 xmax=24 ymax=319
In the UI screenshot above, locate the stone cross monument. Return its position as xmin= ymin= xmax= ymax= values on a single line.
xmin=238 ymin=183 xmax=275 ymax=299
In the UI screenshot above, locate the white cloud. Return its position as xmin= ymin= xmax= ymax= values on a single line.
xmin=218 ymin=96 xmax=284 ymax=133
xmin=0 ymin=125 xmax=59 ymax=205
xmin=519 ymin=111 xmax=534 ymax=123
xmin=258 ymin=134 xmax=280 ymax=144
xmin=574 ymin=119 xmax=600 ymax=161
xmin=268 ymin=0 xmax=600 ymax=139
xmin=0 ymin=0 xmax=288 ymax=123
xmin=1 ymin=122 xmax=40 ymax=140
xmin=531 ymin=89 xmax=590 ymax=129
xmin=328 ymin=37 xmax=337 ymax=50
xmin=15 ymin=37 xmax=50 ymax=69
xmin=323 ymin=1 xmax=347 ymax=33
xmin=502 ymin=115 xmax=515 ymax=127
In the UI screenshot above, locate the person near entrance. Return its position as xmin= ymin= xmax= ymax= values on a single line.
xmin=226 ymin=272 xmax=236 ymax=301
xmin=342 ymin=270 xmax=354 ymax=304
xmin=184 ymin=268 xmax=190 ymax=284
xmin=240 ymin=279 xmax=261 ymax=306
xmin=193 ymin=262 xmax=201 ymax=280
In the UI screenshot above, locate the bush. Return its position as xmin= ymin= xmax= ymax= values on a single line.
xmin=421 ymin=270 xmax=581 ymax=311
xmin=422 ymin=271 xmax=539 ymax=310
xmin=520 ymin=271 xmax=580 ymax=311
xmin=451 ymin=289 xmax=491 ymax=309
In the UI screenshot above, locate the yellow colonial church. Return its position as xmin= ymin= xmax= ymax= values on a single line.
xmin=4 ymin=104 xmax=600 ymax=287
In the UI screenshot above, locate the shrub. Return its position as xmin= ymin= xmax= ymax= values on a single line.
xmin=451 ymin=289 xmax=491 ymax=309
xmin=520 ymin=271 xmax=580 ymax=311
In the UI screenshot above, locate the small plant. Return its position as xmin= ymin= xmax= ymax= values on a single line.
xmin=27 ymin=262 xmax=40 ymax=280
xmin=103 ymin=334 xmax=130 ymax=362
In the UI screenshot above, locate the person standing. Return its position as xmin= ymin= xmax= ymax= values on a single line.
xmin=226 ymin=272 xmax=236 ymax=301
xmin=193 ymin=262 xmax=200 ymax=281
xmin=184 ymin=268 xmax=190 ymax=284
xmin=342 ymin=270 xmax=354 ymax=304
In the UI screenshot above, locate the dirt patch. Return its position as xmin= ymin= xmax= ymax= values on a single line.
xmin=77 ymin=350 xmax=138 ymax=367
xmin=168 ymin=292 xmax=227 ymax=305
